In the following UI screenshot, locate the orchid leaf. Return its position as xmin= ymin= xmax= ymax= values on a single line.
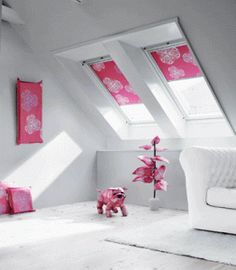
xmin=137 ymin=155 xmax=155 ymax=167
xmin=139 ymin=145 xmax=152 ymax=150
xmin=154 ymin=180 xmax=168 ymax=191
xmin=132 ymin=176 xmax=153 ymax=183
xmin=151 ymin=156 xmax=169 ymax=164
xmin=132 ymin=166 xmax=153 ymax=176
xmin=154 ymin=165 xmax=166 ymax=180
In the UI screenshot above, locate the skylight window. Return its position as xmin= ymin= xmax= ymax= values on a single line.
xmin=89 ymin=59 xmax=154 ymax=124
xmin=147 ymin=43 xmax=223 ymax=120
xmin=169 ymin=77 xmax=222 ymax=118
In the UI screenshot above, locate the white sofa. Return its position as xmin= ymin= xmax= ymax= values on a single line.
xmin=180 ymin=147 xmax=236 ymax=234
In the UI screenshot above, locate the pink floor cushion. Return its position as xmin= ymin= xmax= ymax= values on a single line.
xmin=7 ymin=187 xmax=34 ymax=214
xmin=0 ymin=182 xmax=10 ymax=215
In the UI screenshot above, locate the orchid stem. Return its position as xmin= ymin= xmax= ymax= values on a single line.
xmin=153 ymin=143 xmax=157 ymax=199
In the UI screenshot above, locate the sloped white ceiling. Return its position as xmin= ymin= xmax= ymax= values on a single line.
xmin=5 ymin=0 xmax=236 ymax=133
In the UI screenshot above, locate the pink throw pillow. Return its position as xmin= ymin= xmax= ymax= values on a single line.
xmin=0 ymin=182 xmax=10 ymax=215
xmin=7 ymin=187 xmax=34 ymax=214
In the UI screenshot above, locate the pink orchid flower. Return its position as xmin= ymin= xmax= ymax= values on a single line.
xmin=154 ymin=165 xmax=166 ymax=181
xmin=133 ymin=135 xmax=169 ymax=196
xmin=151 ymin=136 xmax=160 ymax=145
xmin=139 ymin=145 xmax=152 ymax=151
xmin=132 ymin=175 xmax=153 ymax=183
xmin=132 ymin=166 xmax=153 ymax=177
xmin=138 ymin=155 xmax=155 ymax=167
xmin=154 ymin=179 xmax=168 ymax=191
xmin=151 ymin=156 xmax=169 ymax=164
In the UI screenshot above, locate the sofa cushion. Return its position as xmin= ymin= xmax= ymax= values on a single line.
xmin=207 ymin=187 xmax=236 ymax=209
xmin=7 ymin=187 xmax=34 ymax=214
xmin=0 ymin=182 xmax=10 ymax=214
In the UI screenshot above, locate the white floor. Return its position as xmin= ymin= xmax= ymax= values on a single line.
xmin=0 ymin=202 xmax=235 ymax=270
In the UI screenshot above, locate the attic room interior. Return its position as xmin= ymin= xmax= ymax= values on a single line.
xmin=1 ymin=0 xmax=236 ymax=269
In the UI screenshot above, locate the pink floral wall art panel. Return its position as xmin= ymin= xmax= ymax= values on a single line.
xmin=150 ymin=45 xmax=201 ymax=81
xmin=90 ymin=60 xmax=141 ymax=106
xmin=16 ymin=78 xmax=43 ymax=144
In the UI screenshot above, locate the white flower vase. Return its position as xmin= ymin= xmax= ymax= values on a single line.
xmin=149 ymin=197 xmax=160 ymax=211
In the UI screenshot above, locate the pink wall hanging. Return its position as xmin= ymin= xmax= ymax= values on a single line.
xmin=150 ymin=44 xmax=201 ymax=81
xmin=90 ymin=60 xmax=141 ymax=106
xmin=16 ymin=78 xmax=43 ymax=144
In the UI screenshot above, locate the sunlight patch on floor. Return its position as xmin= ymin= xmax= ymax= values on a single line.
xmin=0 ymin=217 xmax=112 ymax=248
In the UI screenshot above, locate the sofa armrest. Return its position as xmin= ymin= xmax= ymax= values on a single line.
xmin=180 ymin=147 xmax=236 ymax=230
xmin=180 ymin=147 xmax=236 ymax=210
xmin=180 ymin=147 xmax=211 ymax=209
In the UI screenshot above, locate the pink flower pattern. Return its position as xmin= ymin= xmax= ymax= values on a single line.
xmin=115 ymin=94 xmax=129 ymax=105
xmin=124 ymin=84 xmax=136 ymax=94
xmin=21 ymin=90 xmax=38 ymax=112
xmin=168 ymin=66 xmax=185 ymax=80
xmin=103 ymin=77 xmax=123 ymax=93
xmin=151 ymin=44 xmax=201 ymax=81
xmin=156 ymin=47 xmax=180 ymax=65
xmin=92 ymin=62 xmax=105 ymax=72
xmin=25 ymin=114 xmax=41 ymax=135
xmin=90 ymin=60 xmax=141 ymax=106
xmin=182 ymin=52 xmax=196 ymax=65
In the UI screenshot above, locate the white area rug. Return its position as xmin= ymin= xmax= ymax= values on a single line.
xmin=106 ymin=214 xmax=236 ymax=266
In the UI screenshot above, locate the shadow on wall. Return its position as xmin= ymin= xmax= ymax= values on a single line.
xmin=3 ymin=132 xmax=82 ymax=206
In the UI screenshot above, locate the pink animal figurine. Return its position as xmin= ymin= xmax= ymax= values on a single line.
xmin=97 ymin=187 xmax=128 ymax=218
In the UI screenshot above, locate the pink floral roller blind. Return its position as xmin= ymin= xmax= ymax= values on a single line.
xmin=90 ymin=60 xmax=141 ymax=106
xmin=150 ymin=44 xmax=202 ymax=81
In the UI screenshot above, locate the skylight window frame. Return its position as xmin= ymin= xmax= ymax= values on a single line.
xmin=82 ymin=56 xmax=155 ymax=126
xmin=144 ymin=41 xmax=224 ymax=121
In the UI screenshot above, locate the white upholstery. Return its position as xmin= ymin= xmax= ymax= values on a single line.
xmin=180 ymin=147 xmax=236 ymax=234
xmin=207 ymin=187 xmax=236 ymax=209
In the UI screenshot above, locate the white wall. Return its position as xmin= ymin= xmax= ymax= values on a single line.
xmin=97 ymin=150 xmax=187 ymax=210
xmin=0 ymin=22 xmax=105 ymax=208
xmin=106 ymin=136 xmax=236 ymax=151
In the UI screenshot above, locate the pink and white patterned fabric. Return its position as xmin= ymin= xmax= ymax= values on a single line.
xmin=17 ymin=78 xmax=43 ymax=144
xmin=150 ymin=45 xmax=201 ymax=81
xmin=90 ymin=60 xmax=141 ymax=106
xmin=7 ymin=187 xmax=34 ymax=214
xmin=0 ymin=182 xmax=10 ymax=215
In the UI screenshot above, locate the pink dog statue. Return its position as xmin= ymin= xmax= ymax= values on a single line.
xmin=97 ymin=187 xmax=128 ymax=218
